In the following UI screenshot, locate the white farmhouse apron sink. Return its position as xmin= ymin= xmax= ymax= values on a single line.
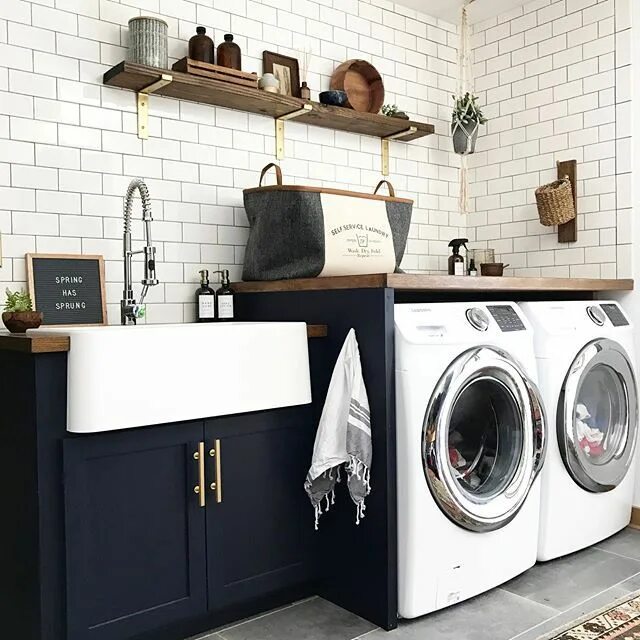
xmin=43 ymin=322 xmax=312 ymax=433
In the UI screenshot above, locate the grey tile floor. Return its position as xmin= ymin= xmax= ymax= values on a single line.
xmin=191 ymin=528 xmax=640 ymax=640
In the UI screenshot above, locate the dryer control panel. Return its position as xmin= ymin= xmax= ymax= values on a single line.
xmin=487 ymin=305 xmax=526 ymax=332
xmin=601 ymin=303 xmax=629 ymax=327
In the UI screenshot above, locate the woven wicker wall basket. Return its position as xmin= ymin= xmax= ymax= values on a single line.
xmin=535 ymin=176 xmax=576 ymax=226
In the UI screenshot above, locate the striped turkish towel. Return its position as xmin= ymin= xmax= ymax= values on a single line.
xmin=304 ymin=329 xmax=372 ymax=529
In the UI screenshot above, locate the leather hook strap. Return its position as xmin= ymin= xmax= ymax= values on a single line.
xmin=259 ymin=163 xmax=283 ymax=186
xmin=373 ymin=180 xmax=396 ymax=197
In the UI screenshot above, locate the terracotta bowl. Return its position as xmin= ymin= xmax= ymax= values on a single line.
xmin=2 ymin=311 xmax=43 ymax=333
xmin=480 ymin=263 xmax=509 ymax=277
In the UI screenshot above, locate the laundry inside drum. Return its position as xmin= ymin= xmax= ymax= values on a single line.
xmin=574 ymin=364 xmax=627 ymax=464
xmin=448 ymin=377 xmax=524 ymax=498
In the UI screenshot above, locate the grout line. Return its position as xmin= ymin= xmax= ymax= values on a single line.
xmin=592 ymin=546 xmax=640 ymax=564
xmin=217 ymin=596 xmax=317 ymax=636
xmin=509 ymin=569 xmax=640 ymax=640
xmin=499 ymin=587 xmax=560 ymax=614
xmin=351 ymin=628 xmax=381 ymax=640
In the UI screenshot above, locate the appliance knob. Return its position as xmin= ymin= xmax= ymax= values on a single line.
xmin=466 ymin=307 xmax=489 ymax=332
xmin=586 ymin=305 xmax=606 ymax=326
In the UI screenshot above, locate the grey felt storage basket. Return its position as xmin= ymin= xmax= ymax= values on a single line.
xmin=242 ymin=164 xmax=413 ymax=281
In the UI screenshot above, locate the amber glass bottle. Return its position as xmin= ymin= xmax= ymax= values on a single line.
xmin=189 ymin=26 xmax=214 ymax=64
xmin=217 ymin=34 xmax=241 ymax=70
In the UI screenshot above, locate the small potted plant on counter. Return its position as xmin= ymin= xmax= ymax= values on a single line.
xmin=2 ymin=288 xmax=43 ymax=333
xmin=451 ymin=92 xmax=487 ymax=155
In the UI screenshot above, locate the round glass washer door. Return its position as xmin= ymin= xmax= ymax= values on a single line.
xmin=423 ymin=346 xmax=546 ymax=532
xmin=558 ymin=339 xmax=638 ymax=493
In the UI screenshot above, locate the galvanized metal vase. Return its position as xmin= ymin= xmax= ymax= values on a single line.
xmin=127 ymin=16 xmax=168 ymax=69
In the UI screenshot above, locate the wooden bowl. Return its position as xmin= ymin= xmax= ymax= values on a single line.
xmin=2 ymin=311 xmax=43 ymax=333
xmin=330 ymin=60 xmax=385 ymax=113
xmin=480 ymin=263 xmax=509 ymax=277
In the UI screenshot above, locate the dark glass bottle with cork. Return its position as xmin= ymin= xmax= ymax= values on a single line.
xmin=189 ymin=26 xmax=215 ymax=64
xmin=217 ymin=34 xmax=241 ymax=70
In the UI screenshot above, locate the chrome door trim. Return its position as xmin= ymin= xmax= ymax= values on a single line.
xmin=558 ymin=339 xmax=638 ymax=493
xmin=422 ymin=346 xmax=546 ymax=533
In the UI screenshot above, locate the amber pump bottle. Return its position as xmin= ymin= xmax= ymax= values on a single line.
xmin=448 ymin=238 xmax=468 ymax=276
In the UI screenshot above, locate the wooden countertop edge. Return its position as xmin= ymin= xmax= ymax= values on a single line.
xmin=233 ymin=274 xmax=635 ymax=293
xmin=0 ymin=332 xmax=71 ymax=354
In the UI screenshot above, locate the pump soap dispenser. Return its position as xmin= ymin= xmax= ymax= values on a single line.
xmin=216 ymin=269 xmax=235 ymax=321
xmin=448 ymin=238 xmax=468 ymax=276
xmin=196 ymin=269 xmax=216 ymax=322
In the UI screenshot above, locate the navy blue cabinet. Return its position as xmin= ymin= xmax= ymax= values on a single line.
xmin=63 ymin=422 xmax=208 ymax=640
xmin=205 ymin=411 xmax=313 ymax=611
xmin=62 ymin=408 xmax=314 ymax=640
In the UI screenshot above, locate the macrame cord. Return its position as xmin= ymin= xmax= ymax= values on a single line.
xmin=454 ymin=1 xmax=475 ymax=214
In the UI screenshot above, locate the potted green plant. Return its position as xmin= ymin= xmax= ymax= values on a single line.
xmin=2 ymin=288 xmax=43 ymax=333
xmin=381 ymin=104 xmax=409 ymax=120
xmin=451 ymin=93 xmax=487 ymax=155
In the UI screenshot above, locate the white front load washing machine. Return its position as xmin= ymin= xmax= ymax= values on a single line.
xmin=395 ymin=302 xmax=546 ymax=619
xmin=519 ymin=301 xmax=638 ymax=561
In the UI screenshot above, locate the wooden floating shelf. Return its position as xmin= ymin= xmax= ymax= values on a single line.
xmin=233 ymin=273 xmax=634 ymax=294
xmin=103 ymin=62 xmax=434 ymax=154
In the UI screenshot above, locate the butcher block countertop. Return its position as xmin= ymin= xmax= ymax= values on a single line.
xmin=0 ymin=332 xmax=70 ymax=353
xmin=234 ymin=274 xmax=634 ymax=294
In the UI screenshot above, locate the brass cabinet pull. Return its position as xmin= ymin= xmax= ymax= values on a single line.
xmin=209 ymin=439 xmax=223 ymax=503
xmin=193 ymin=442 xmax=206 ymax=508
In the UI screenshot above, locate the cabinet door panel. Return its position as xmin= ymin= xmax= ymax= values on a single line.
xmin=205 ymin=408 xmax=314 ymax=611
xmin=64 ymin=423 xmax=207 ymax=640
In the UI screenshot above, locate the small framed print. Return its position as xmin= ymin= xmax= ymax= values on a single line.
xmin=263 ymin=51 xmax=301 ymax=98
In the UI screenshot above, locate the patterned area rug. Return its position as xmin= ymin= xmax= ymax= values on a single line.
xmin=541 ymin=591 xmax=640 ymax=639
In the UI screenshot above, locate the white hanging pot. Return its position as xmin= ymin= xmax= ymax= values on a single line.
xmin=452 ymin=118 xmax=479 ymax=155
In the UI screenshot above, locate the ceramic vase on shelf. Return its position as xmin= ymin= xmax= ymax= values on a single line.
xmin=189 ymin=26 xmax=214 ymax=64
xmin=259 ymin=73 xmax=279 ymax=93
xmin=127 ymin=16 xmax=168 ymax=69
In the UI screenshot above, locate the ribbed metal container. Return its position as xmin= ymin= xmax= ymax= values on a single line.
xmin=127 ymin=16 xmax=168 ymax=69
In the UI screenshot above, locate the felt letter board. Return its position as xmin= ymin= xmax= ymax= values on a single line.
xmin=26 ymin=254 xmax=107 ymax=326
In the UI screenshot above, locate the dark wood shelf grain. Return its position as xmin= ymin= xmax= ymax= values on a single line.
xmin=103 ymin=62 xmax=435 ymax=142
xmin=233 ymin=274 xmax=634 ymax=294
xmin=0 ymin=331 xmax=70 ymax=353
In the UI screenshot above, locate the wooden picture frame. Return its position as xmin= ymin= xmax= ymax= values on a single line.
xmin=26 ymin=253 xmax=107 ymax=327
xmin=263 ymin=51 xmax=301 ymax=98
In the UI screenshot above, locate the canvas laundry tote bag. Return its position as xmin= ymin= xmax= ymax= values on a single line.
xmin=242 ymin=164 xmax=413 ymax=281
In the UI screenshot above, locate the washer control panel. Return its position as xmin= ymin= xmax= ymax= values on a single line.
xmin=487 ymin=305 xmax=526 ymax=332
xmin=601 ymin=303 xmax=629 ymax=327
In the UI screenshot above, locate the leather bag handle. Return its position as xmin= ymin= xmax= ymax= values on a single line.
xmin=259 ymin=163 xmax=283 ymax=187
xmin=373 ymin=180 xmax=396 ymax=198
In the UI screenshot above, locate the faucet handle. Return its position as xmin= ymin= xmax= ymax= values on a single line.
xmin=132 ymin=304 xmax=146 ymax=319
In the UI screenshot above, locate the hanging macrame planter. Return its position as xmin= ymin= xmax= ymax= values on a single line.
xmin=452 ymin=111 xmax=480 ymax=155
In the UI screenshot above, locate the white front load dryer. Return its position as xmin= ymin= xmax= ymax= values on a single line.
xmin=395 ymin=302 xmax=546 ymax=619
xmin=519 ymin=301 xmax=638 ymax=562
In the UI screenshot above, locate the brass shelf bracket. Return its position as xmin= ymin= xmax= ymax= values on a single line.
xmin=381 ymin=126 xmax=417 ymax=176
xmin=137 ymin=73 xmax=173 ymax=139
xmin=275 ymin=103 xmax=313 ymax=160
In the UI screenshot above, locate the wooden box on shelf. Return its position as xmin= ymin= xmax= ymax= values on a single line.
xmin=171 ymin=57 xmax=258 ymax=89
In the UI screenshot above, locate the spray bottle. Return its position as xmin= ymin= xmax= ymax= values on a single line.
xmin=448 ymin=238 xmax=468 ymax=276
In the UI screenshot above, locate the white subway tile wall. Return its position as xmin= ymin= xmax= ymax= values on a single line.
xmin=0 ymin=0 xmax=464 ymax=324
xmin=467 ymin=0 xmax=629 ymax=279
